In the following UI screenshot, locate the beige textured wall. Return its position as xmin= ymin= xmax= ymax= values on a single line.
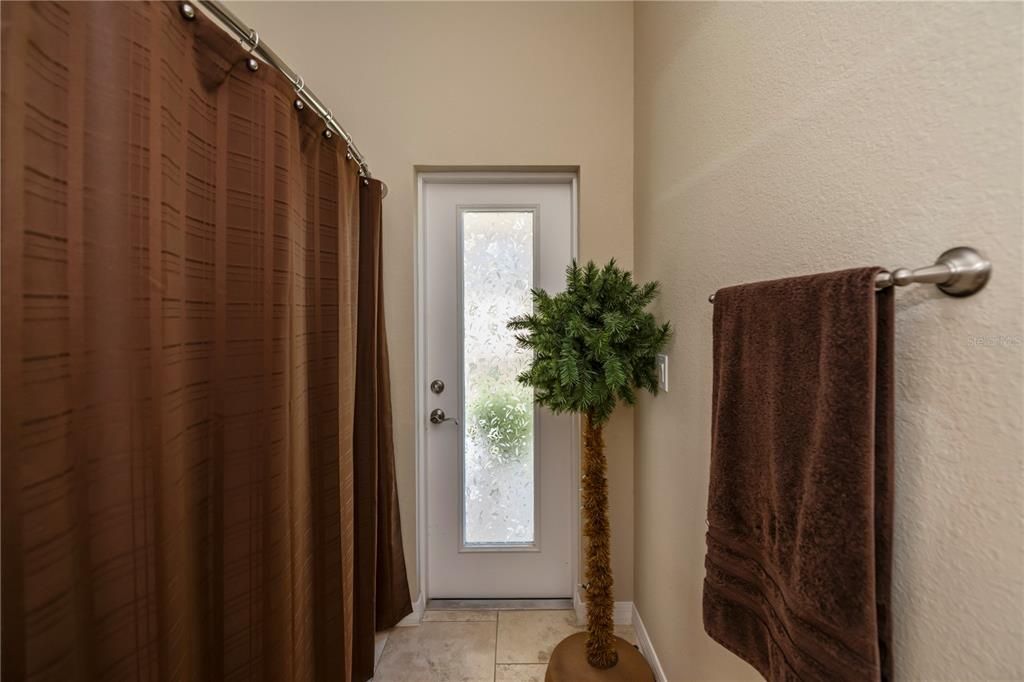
xmin=633 ymin=2 xmax=1023 ymax=680
xmin=227 ymin=1 xmax=636 ymax=601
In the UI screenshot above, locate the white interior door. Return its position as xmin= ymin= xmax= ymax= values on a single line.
xmin=422 ymin=173 xmax=576 ymax=599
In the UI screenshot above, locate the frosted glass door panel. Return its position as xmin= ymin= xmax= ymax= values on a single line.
xmin=460 ymin=210 xmax=536 ymax=546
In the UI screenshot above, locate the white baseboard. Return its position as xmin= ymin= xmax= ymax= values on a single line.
xmin=573 ymin=587 xmax=633 ymax=626
xmin=396 ymin=591 xmax=425 ymax=627
xmin=632 ymin=604 xmax=667 ymax=682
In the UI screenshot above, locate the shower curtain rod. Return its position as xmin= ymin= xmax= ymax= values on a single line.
xmin=707 ymin=246 xmax=991 ymax=303
xmin=180 ymin=1 xmax=387 ymax=197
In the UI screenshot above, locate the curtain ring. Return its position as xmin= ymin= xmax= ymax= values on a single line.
xmin=244 ymin=29 xmax=260 ymax=54
xmin=242 ymin=29 xmax=260 ymax=71
xmin=293 ymin=75 xmax=306 ymax=110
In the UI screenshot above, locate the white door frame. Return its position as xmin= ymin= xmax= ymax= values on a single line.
xmin=414 ymin=170 xmax=580 ymax=607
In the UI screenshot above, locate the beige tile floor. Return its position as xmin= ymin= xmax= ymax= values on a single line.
xmin=372 ymin=609 xmax=637 ymax=682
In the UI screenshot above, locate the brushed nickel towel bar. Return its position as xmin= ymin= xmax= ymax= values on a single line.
xmin=707 ymin=246 xmax=991 ymax=303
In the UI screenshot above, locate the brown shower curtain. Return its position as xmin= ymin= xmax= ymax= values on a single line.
xmin=1 ymin=2 xmax=410 ymax=680
xmin=352 ymin=182 xmax=414 ymax=681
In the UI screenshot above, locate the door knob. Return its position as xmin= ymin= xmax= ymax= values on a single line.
xmin=429 ymin=408 xmax=458 ymax=426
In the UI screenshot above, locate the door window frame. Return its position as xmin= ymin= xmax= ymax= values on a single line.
xmin=456 ymin=204 xmax=541 ymax=552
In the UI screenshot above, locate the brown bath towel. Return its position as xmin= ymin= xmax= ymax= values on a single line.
xmin=704 ymin=267 xmax=894 ymax=682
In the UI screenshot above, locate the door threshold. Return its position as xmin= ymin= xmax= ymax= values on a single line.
xmin=426 ymin=598 xmax=573 ymax=611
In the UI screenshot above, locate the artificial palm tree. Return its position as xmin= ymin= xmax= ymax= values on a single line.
xmin=509 ymin=260 xmax=671 ymax=675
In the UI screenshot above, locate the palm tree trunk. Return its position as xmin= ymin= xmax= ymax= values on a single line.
xmin=582 ymin=412 xmax=617 ymax=669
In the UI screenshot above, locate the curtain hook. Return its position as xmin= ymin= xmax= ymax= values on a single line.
xmin=244 ymin=29 xmax=260 ymax=54
xmin=243 ymin=29 xmax=260 ymax=70
xmin=293 ymin=75 xmax=305 ymax=110
xmin=323 ymin=110 xmax=335 ymax=139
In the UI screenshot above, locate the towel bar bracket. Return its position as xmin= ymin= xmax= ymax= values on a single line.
xmin=708 ymin=246 xmax=991 ymax=303
xmin=875 ymin=246 xmax=991 ymax=297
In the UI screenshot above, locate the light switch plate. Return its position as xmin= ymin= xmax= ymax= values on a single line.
xmin=655 ymin=353 xmax=669 ymax=392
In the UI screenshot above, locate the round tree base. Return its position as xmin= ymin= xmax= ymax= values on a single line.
xmin=544 ymin=633 xmax=654 ymax=682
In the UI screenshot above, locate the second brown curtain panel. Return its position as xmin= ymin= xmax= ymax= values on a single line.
xmin=1 ymin=2 xmax=410 ymax=680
